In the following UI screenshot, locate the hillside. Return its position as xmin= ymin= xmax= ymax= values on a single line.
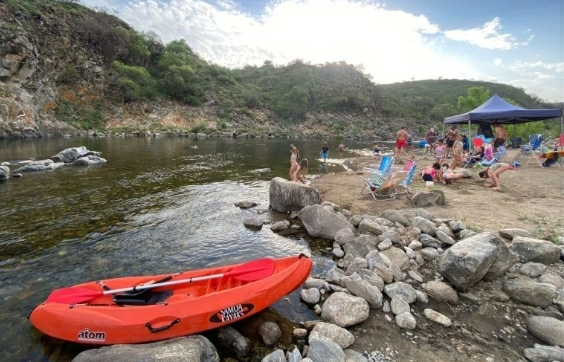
xmin=0 ymin=0 xmax=559 ymax=140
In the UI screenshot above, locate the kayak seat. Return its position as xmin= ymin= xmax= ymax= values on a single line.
xmin=112 ymin=275 xmax=175 ymax=306
xmin=113 ymin=289 xmax=173 ymax=306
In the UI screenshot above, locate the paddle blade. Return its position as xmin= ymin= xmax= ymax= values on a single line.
xmin=227 ymin=258 xmax=275 ymax=281
xmin=46 ymin=287 xmax=102 ymax=304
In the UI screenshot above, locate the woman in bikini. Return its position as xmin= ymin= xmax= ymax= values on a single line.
xmin=449 ymin=134 xmax=465 ymax=170
xmin=289 ymin=145 xmax=299 ymax=180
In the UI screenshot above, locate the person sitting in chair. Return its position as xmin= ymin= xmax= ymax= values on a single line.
xmin=463 ymin=145 xmax=485 ymax=165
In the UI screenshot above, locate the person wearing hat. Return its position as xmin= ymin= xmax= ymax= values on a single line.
xmin=426 ymin=127 xmax=438 ymax=155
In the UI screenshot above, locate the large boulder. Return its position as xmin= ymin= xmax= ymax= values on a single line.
xmin=298 ymin=204 xmax=355 ymax=240
xmin=269 ymin=177 xmax=322 ymax=212
xmin=0 ymin=165 xmax=9 ymax=181
xmin=510 ymin=236 xmax=561 ymax=264
xmin=437 ymin=232 xmax=500 ymax=290
xmin=71 ymin=336 xmax=219 ymax=362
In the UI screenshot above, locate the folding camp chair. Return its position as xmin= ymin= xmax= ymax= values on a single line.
xmin=482 ymin=145 xmax=507 ymax=167
xmin=521 ymin=134 xmax=542 ymax=153
xmin=394 ymin=164 xmax=418 ymax=196
xmin=463 ymin=138 xmax=485 ymax=167
xmin=362 ymin=155 xmax=394 ymax=187
xmin=361 ymin=171 xmax=407 ymax=201
xmin=525 ymin=136 xmax=544 ymax=167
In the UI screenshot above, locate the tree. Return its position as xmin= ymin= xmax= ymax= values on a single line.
xmin=457 ymin=86 xmax=491 ymax=112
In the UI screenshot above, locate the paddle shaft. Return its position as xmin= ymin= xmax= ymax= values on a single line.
xmin=100 ymin=266 xmax=265 ymax=295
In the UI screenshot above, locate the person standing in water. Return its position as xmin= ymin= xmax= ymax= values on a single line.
xmin=321 ymin=142 xmax=329 ymax=163
xmin=289 ymin=144 xmax=299 ymax=180
xmin=293 ymin=159 xmax=309 ymax=183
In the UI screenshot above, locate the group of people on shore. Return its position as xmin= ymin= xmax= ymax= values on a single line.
xmin=418 ymin=124 xmax=513 ymax=190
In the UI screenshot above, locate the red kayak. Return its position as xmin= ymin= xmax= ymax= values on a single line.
xmin=30 ymin=254 xmax=312 ymax=345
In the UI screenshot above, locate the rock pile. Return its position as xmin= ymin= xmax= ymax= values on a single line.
xmin=71 ymin=198 xmax=564 ymax=362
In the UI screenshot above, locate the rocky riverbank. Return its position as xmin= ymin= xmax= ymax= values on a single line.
xmin=70 ymin=170 xmax=564 ymax=362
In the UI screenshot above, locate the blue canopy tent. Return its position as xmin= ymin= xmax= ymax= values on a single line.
xmin=443 ymin=94 xmax=563 ymax=147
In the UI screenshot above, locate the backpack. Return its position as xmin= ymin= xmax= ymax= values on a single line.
xmin=542 ymin=151 xmax=558 ymax=167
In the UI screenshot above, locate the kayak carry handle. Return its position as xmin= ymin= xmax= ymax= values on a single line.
xmin=145 ymin=318 xmax=180 ymax=333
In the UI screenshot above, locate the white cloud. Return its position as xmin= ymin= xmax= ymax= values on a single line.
xmin=82 ymin=0 xmax=562 ymax=101
xmin=444 ymin=17 xmax=527 ymax=50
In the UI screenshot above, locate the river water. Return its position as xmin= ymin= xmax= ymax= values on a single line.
xmin=0 ymin=136 xmax=370 ymax=361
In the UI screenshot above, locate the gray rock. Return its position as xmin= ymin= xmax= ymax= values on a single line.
xmin=412 ymin=216 xmax=437 ymax=236
xmin=243 ymin=217 xmax=264 ymax=229
xmin=335 ymin=228 xmax=355 ymax=246
xmin=411 ymin=190 xmax=445 ymax=207
xmin=437 ymin=232 xmax=500 ymax=291
xmin=380 ymin=246 xmax=410 ymax=271
xmin=423 ymin=308 xmax=452 ymax=327
xmin=415 ymin=208 xmax=435 ymax=220
xmin=503 ymin=279 xmax=557 ymax=307
xmin=419 ymin=234 xmax=442 ymax=248
xmin=436 ymin=230 xmax=456 ymax=246
xmin=301 ymin=287 xmax=321 ymax=305
xmin=321 ymin=292 xmax=370 ymax=328
xmin=379 ymin=210 xmax=411 ymax=227
xmin=269 ymin=177 xmax=322 ymax=213
xmin=424 ymin=281 xmax=459 ymax=305
xmin=458 ymin=229 xmax=477 ymax=239
xmin=71 ymin=336 xmax=219 ymax=362
xmin=261 ymin=349 xmax=285 ymax=362
xmin=483 ymin=240 xmax=519 ymax=281
xmin=307 ymin=333 xmax=345 ymax=362
xmin=510 ymin=236 xmax=561 ymax=264
xmin=390 ymin=295 xmax=410 ymax=315
xmin=346 ymin=257 xmax=368 ymax=275
xmin=343 ymin=275 xmax=383 ymax=308
xmin=270 ymin=220 xmax=290 ymax=232
xmin=259 ymin=322 xmax=281 ymax=347
xmin=298 ymin=204 xmax=355 ymax=240
xmin=344 ymin=235 xmax=378 ymax=258
xmin=519 ymin=262 xmax=547 ymax=278
xmin=523 ymin=344 xmax=564 ymax=362
xmin=234 ymin=201 xmax=258 ymax=209
xmin=395 ymin=312 xmax=417 ymax=329
xmin=538 ymin=273 xmax=564 ymax=289
xmin=527 ymin=316 xmax=564 ymax=347
xmin=421 ymin=247 xmax=440 ymax=261
xmin=311 ymin=322 xmax=355 ymax=349
xmin=498 ymin=228 xmax=533 ymax=240
xmin=358 ymin=219 xmax=385 ymax=236
xmin=218 ymin=326 xmax=251 ymax=356
xmin=384 ymin=282 xmax=417 ymax=304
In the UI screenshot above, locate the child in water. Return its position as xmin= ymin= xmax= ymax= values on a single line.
xmin=293 ymin=159 xmax=309 ymax=184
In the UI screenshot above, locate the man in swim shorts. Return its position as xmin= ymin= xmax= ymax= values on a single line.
xmin=395 ymin=126 xmax=408 ymax=157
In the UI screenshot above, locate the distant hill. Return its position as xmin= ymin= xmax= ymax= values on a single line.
xmin=0 ymin=0 xmax=560 ymax=140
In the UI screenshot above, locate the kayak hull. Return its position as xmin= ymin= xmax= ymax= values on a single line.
xmin=30 ymin=255 xmax=312 ymax=345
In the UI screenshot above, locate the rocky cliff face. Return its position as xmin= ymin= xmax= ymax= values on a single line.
xmin=0 ymin=2 xmax=401 ymax=141
xmin=0 ymin=2 xmax=121 ymax=138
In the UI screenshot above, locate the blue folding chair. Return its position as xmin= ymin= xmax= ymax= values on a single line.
xmin=525 ymin=136 xmax=544 ymax=167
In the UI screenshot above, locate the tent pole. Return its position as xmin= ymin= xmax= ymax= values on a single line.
xmin=468 ymin=120 xmax=471 ymax=150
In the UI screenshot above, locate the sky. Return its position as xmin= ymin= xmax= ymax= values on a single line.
xmin=80 ymin=0 xmax=563 ymax=103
